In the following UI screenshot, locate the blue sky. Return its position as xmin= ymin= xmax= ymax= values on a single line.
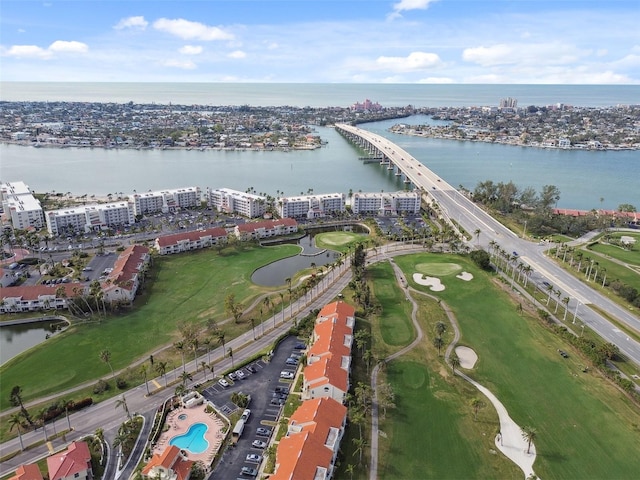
xmin=1 ymin=0 xmax=638 ymax=83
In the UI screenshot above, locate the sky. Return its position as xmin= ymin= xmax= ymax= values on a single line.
xmin=1 ymin=0 xmax=639 ymax=84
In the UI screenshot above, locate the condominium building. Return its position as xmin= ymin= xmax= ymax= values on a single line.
xmin=0 ymin=181 xmax=45 ymax=230
xmin=234 ymin=218 xmax=298 ymax=241
xmin=277 ymin=193 xmax=345 ymax=219
xmin=207 ymin=187 xmax=266 ymax=218
xmin=131 ymin=187 xmax=201 ymax=216
xmin=351 ymin=190 xmax=420 ymax=216
xmin=46 ymin=201 xmax=135 ymax=236
xmin=154 ymin=227 xmax=228 ymax=255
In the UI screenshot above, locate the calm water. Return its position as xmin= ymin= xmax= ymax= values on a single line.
xmin=0 ymin=321 xmax=65 ymax=365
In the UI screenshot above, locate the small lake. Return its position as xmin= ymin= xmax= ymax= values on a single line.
xmin=251 ymin=234 xmax=343 ymax=287
xmin=0 ymin=320 xmax=66 ymax=365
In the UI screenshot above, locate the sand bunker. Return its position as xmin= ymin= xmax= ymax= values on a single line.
xmin=412 ymin=273 xmax=445 ymax=291
xmin=455 ymin=346 xmax=478 ymax=369
xmin=456 ymin=271 xmax=474 ymax=281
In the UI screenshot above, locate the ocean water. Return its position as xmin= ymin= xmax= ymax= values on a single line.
xmin=1 ymin=82 xmax=638 ymax=108
xmin=0 ymin=83 xmax=638 ymax=210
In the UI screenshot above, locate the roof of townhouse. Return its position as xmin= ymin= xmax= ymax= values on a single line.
xmin=141 ymin=445 xmax=193 ymax=480
xmin=47 ymin=441 xmax=91 ymax=480
xmin=272 ymin=398 xmax=347 ymax=480
xmin=309 ymin=319 xmax=352 ymax=359
xmin=9 ymin=464 xmax=44 ymax=480
xmin=1 ymin=283 xmax=84 ymax=301
xmin=104 ymin=244 xmax=149 ymax=290
xmin=236 ymin=218 xmax=297 ymax=233
xmin=317 ymin=300 xmax=355 ymax=322
xmin=304 ymin=354 xmax=349 ymax=392
xmin=155 ymin=227 xmax=228 ymax=247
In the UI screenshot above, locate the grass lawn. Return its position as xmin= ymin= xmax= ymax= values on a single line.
xmin=587 ymin=242 xmax=639 ymax=270
xmin=369 ymin=261 xmax=519 ymax=479
xmin=393 ymin=253 xmax=640 ymax=479
xmin=314 ymin=231 xmax=366 ymax=252
xmin=0 ymin=244 xmax=299 ymax=411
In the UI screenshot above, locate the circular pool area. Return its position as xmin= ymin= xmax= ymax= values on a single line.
xmin=170 ymin=422 xmax=209 ymax=454
xmin=178 ymin=414 xmax=187 ymax=420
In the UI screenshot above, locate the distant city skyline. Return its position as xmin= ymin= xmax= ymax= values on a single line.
xmin=0 ymin=1 xmax=638 ymax=84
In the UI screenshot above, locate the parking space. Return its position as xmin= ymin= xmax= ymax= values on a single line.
xmin=203 ymin=336 xmax=303 ymax=479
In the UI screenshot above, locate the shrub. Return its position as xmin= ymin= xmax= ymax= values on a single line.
xmin=116 ymin=377 xmax=128 ymax=390
xmin=93 ymin=380 xmax=110 ymax=394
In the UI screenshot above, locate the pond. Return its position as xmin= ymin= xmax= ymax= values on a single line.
xmin=0 ymin=320 xmax=67 ymax=365
xmin=251 ymin=235 xmax=342 ymax=287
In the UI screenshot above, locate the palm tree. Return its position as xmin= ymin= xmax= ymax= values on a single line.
xmin=201 ymin=361 xmax=208 ymax=380
xmin=100 ymin=349 xmax=115 ymax=379
xmin=352 ymin=436 xmax=367 ymax=465
xmin=215 ymin=329 xmax=226 ymax=358
xmin=521 ymin=426 xmax=537 ymax=454
xmin=8 ymin=413 xmax=25 ymax=450
xmin=36 ymin=408 xmax=49 ymax=442
xmin=9 ymin=386 xmax=34 ymax=426
xmin=474 ymin=228 xmax=481 ymax=244
xmin=115 ymin=395 xmax=131 ymax=421
xmin=449 ymin=353 xmax=461 ymax=373
xmin=174 ymin=341 xmax=186 ymax=371
xmin=433 ymin=337 xmax=444 ymax=357
xmin=434 ymin=321 xmax=447 ymax=339
xmin=180 ymin=371 xmax=193 ymax=387
xmin=155 ymin=361 xmax=168 ymax=387
xmin=140 ymin=364 xmax=150 ymax=396
xmin=470 ymin=397 xmax=485 ymax=421
xmin=562 ymin=296 xmax=571 ymax=321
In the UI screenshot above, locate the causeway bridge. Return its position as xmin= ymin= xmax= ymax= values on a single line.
xmin=335 ymin=123 xmax=640 ymax=368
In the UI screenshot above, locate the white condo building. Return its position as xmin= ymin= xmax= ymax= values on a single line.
xmin=351 ymin=191 xmax=420 ymax=216
xmin=1 ymin=181 xmax=45 ymax=230
xmin=207 ymin=187 xmax=266 ymax=218
xmin=131 ymin=187 xmax=201 ymax=216
xmin=277 ymin=193 xmax=345 ymax=219
xmin=46 ymin=201 xmax=135 ymax=235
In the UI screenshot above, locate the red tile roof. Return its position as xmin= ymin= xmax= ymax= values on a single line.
xmin=104 ymin=245 xmax=148 ymax=291
xmin=1 ymin=283 xmax=85 ymax=301
xmin=235 ymin=218 xmax=297 ymax=233
xmin=155 ymin=227 xmax=228 ymax=247
xmin=47 ymin=441 xmax=92 ymax=480
xmin=9 ymin=464 xmax=44 ymax=480
xmin=142 ymin=445 xmax=193 ymax=480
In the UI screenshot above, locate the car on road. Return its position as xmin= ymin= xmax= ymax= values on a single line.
xmin=280 ymin=371 xmax=294 ymax=379
xmin=240 ymin=466 xmax=258 ymax=477
xmin=252 ymin=440 xmax=267 ymax=449
xmin=256 ymin=427 xmax=272 ymax=437
xmin=542 ymin=281 xmax=551 ymax=288
xmin=218 ymin=378 xmax=230 ymax=388
xmin=512 ymin=251 xmax=519 ymax=257
xmin=246 ymin=454 xmax=262 ymax=463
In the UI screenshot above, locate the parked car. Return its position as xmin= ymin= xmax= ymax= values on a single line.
xmin=247 ymin=365 xmax=257 ymax=373
xmin=274 ymin=386 xmax=289 ymax=394
xmin=241 ymin=409 xmax=251 ymax=421
xmin=256 ymin=427 xmax=271 ymax=437
xmin=228 ymin=372 xmax=238 ymax=381
xmin=293 ymin=342 xmax=306 ymax=350
xmin=270 ymin=398 xmax=285 ymax=406
xmin=240 ymin=467 xmax=258 ymax=477
xmin=285 ymin=357 xmax=299 ymax=365
xmin=246 ymin=454 xmax=262 ymax=463
xmin=218 ymin=378 xmax=230 ymax=388
xmin=252 ymin=440 xmax=267 ymax=449
xmin=236 ymin=369 xmax=246 ymax=379
xmin=280 ymin=371 xmax=294 ymax=379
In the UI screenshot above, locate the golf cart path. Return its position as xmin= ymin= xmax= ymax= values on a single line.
xmin=370 ymin=251 xmax=539 ymax=480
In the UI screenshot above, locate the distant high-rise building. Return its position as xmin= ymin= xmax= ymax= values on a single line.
xmin=499 ymin=97 xmax=518 ymax=111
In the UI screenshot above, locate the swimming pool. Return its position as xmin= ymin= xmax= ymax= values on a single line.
xmin=170 ymin=422 xmax=209 ymax=454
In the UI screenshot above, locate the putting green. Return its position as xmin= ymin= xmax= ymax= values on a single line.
xmin=315 ymin=231 xmax=359 ymax=246
xmin=414 ymin=262 xmax=462 ymax=276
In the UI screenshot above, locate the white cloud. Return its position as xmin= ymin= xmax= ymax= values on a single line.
xmin=49 ymin=40 xmax=88 ymax=54
xmin=462 ymin=44 xmax=515 ymax=66
xmin=153 ymin=18 xmax=233 ymax=41
xmin=179 ymin=45 xmax=203 ymax=55
xmin=114 ymin=16 xmax=148 ymax=30
xmin=389 ymin=0 xmax=438 ymax=20
xmin=227 ymin=50 xmax=246 ymax=59
xmin=375 ymin=51 xmax=442 ymax=72
xmin=161 ymin=58 xmax=197 ymax=70
xmin=418 ymin=77 xmax=454 ymax=84
xmin=2 ymin=45 xmax=50 ymax=58
xmin=462 ymin=43 xmax=589 ymax=67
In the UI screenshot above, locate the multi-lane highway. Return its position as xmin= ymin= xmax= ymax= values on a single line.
xmin=336 ymin=123 xmax=640 ymax=368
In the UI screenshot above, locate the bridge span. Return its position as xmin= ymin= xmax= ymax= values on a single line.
xmin=335 ymin=123 xmax=640 ymax=368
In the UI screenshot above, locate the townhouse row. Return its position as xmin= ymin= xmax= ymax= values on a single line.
xmin=271 ymin=301 xmax=355 ymax=480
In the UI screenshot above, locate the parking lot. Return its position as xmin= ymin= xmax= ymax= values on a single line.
xmin=202 ymin=335 xmax=304 ymax=479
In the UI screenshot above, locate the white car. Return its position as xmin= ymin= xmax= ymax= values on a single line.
xmin=252 ymin=440 xmax=267 ymax=449
xmin=218 ymin=378 xmax=230 ymax=388
xmin=280 ymin=371 xmax=294 ymax=379
xmin=236 ymin=369 xmax=246 ymax=379
xmin=246 ymin=454 xmax=262 ymax=464
xmin=241 ymin=409 xmax=251 ymax=421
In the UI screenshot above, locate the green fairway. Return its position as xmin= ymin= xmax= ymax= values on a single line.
xmin=414 ymin=262 xmax=462 ymax=276
xmin=393 ymin=253 xmax=640 ymax=479
xmin=314 ymin=231 xmax=365 ymax=251
xmin=0 ymin=245 xmax=299 ymax=410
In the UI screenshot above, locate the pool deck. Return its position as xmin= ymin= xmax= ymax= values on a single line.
xmin=153 ymin=406 xmax=226 ymax=465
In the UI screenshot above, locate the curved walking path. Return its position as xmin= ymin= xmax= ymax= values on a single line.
xmin=369 ymin=248 xmax=539 ymax=480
